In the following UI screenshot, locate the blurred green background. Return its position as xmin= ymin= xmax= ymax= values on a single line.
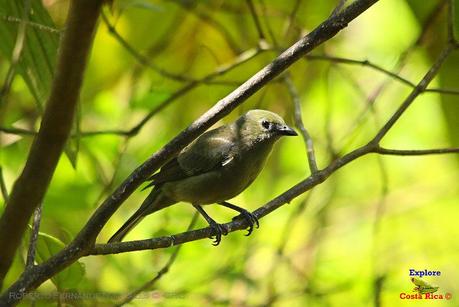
xmin=1 ymin=0 xmax=458 ymax=306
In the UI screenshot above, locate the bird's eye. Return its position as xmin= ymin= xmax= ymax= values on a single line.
xmin=261 ymin=120 xmax=271 ymax=130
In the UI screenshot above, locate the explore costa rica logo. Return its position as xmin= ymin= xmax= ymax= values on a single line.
xmin=399 ymin=269 xmax=452 ymax=300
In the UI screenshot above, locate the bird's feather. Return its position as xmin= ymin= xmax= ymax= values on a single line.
xmin=144 ymin=126 xmax=236 ymax=189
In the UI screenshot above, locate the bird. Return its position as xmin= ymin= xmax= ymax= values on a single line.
xmin=108 ymin=109 xmax=297 ymax=245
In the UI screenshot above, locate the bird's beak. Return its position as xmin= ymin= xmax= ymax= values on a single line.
xmin=276 ymin=124 xmax=298 ymax=136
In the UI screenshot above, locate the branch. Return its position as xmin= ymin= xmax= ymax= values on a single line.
xmin=330 ymin=0 xmax=348 ymax=18
xmin=115 ymin=213 xmax=198 ymax=306
xmin=246 ymin=0 xmax=266 ymax=41
xmin=171 ymin=0 xmax=242 ymax=54
xmin=0 ymin=15 xmax=61 ymax=34
xmin=306 ymin=54 xmax=416 ymax=87
xmin=126 ymin=46 xmax=271 ymax=136
xmin=447 ymin=0 xmax=458 ymax=45
xmin=0 ymin=126 xmax=36 ymax=136
xmin=0 ymin=167 xmax=8 ymax=202
xmin=372 ymin=44 xmax=455 ymax=142
xmin=0 ymin=0 xmax=104 ymax=286
xmin=425 ymin=87 xmax=459 ymax=96
xmin=100 ymin=12 xmax=238 ymax=85
xmin=26 ymin=204 xmax=42 ymax=268
xmin=375 ymin=147 xmax=459 ymax=156
xmin=306 ymin=54 xmax=459 ymax=96
xmin=283 ymin=74 xmax=319 ymax=173
xmin=1 ymin=1 xmax=379 ymax=304
xmin=282 ymin=0 xmax=302 ymax=38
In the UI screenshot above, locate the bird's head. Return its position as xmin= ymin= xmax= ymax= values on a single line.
xmin=235 ymin=109 xmax=297 ymax=145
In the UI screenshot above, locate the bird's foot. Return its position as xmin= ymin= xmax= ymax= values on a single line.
xmin=208 ymin=220 xmax=228 ymax=246
xmin=232 ymin=208 xmax=259 ymax=236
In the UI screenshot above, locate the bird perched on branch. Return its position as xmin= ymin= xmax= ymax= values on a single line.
xmin=108 ymin=109 xmax=297 ymax=245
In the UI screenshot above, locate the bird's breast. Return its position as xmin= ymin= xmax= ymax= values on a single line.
xmin=162 ymin=142 xmax=274 ymax=204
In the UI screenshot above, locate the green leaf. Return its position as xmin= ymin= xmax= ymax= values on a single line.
xmin=0 ymin=0 xmax=80 ymax=168
xmin=0 ymin=0 xmax=59 ymax=108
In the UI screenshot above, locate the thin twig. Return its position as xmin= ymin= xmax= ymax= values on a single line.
xmin=283 ymin=74 xmax=319 ymax=173
xmin=330 ymin=0 xmax=348 ymax=17
xmin=116 ymin=213 xmax=198 ymax=306
xmin=0 ymin=15 xmax=61 ymax=34
xmin=277 ymin=192 xmax=314 ymax=255
xmin=282 ymin=0 xmax=302 ymax=38
xmin=247 ymin=0 xmax=266 ymax=41
xmin=371 ymin=156 xmax=388 ymax=307
xmin=26 ymin=204 xmax=42 ymax=268
xmin=101 ymin=12 xmax=239 ymax=85
xmin=447 ymin=0 xmax=457 ymax=44
xmin=259 ymin=0 xmax=279 ymax=46
xmin=375 ymin=147 xmax=459 ymax=156
xmin=425 ymin=87 xmax=459 ymax=95
xmin=92 ymin=140 xmax=130 ymax=206
xmin=170 ymin=0 xmax=242 ymax=54
xmin=0 ymin=167 xmax=8 ymax=203
xmin=306 ymin=55 xmax=415 ymax=87
xmin=129 ymin=12 xmax=186 ymax=79
xmin=372 ymin=44 xmax=455 ymax=143
xmin=127 ymin=46 xmax=269 ymax=136
xmin=306 ymin=54 xmax=459 ymax=96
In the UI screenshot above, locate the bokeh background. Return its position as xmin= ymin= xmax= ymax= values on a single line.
xmin=1 ymin=0 xmax=458 ymax=306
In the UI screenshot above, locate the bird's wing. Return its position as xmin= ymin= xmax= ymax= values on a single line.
xmin=145 ymin=126 xmax=236 ymax=187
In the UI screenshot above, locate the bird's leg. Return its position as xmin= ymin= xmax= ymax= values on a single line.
xmin=217 ymin=201 xmax=259 ymax=236
xmin=193 ymin=204 xmax=228 ymax=246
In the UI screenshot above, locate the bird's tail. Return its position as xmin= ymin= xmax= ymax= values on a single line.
xmin=108 ymin=189 xmax=169 ymax=243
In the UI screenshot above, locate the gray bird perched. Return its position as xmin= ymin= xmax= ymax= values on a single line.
xmin=108 ymin=109 xmax=297 ymax=245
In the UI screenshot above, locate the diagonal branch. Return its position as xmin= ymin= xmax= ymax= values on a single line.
xmin=0 ymin=1 xmax=379 ymax=304
xmin=372 ymin=44 xmax=455 ymax=143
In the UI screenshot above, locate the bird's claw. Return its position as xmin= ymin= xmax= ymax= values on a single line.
xmin=233 ymin=209 xmax=259 ymax=236
xmin=209 ymin=221 xmax=228 ymax=246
